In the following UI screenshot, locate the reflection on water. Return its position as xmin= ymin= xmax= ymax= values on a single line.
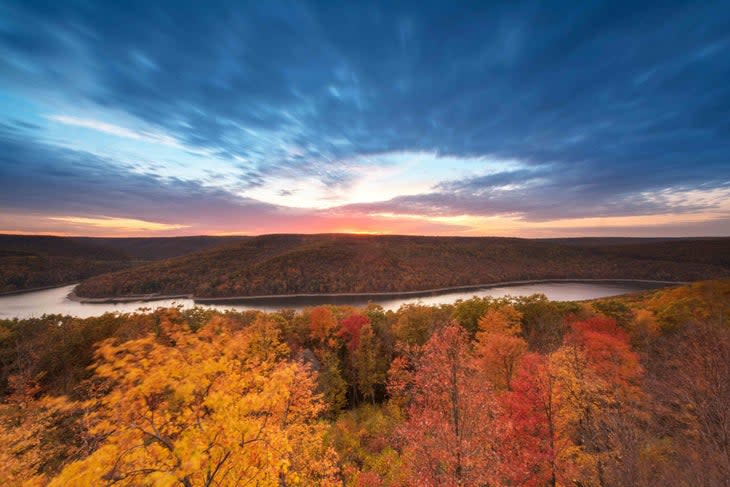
xmin=0 ymin=281 xmax=673 ymax=320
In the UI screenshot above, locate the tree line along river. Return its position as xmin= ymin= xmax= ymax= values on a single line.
xmin=0 ymin=280 xmax=675 ymax=320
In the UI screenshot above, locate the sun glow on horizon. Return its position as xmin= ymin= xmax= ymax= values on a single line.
xmin=46 ymin=216 xmax=189 ymax=232
xmin=334 ymin=228 xmax=387 ymax=235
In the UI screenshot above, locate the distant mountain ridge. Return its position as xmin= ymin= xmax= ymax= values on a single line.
xmin=72 ymin=234 xmax=730 ymax=299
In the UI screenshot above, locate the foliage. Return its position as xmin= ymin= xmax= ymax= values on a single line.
xmin=73 ymin=235 xmax=730 ymax=298
xmin=497 ymin=353 xmax=558 ymax=486
xmin=394 ymin=324 xmax=500 ymax=486
xmin=1 ymin=279 xmax=729 ymax=485
xmin=0 ymin=376 xmax=81 ymax=485
xmin=328 ymin=404 xmax=405 ymax=486
xmin=0 ymin=234 xmax=243 ymax=293
xmin=49 ymin=319 xmax=338 ymax=486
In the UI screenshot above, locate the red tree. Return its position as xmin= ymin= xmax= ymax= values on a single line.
xmin=498 ymin=353 xmax=559 ymax=486
xmin=397 ymin=324 xmax=499 ymax=486
xmin=338 ymin=313 xmax=370 ymax=352
xmin=564 ymin=316 xmax=642 ymax=397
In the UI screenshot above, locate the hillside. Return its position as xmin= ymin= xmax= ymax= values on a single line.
xmin=0 ymin=235 xmax=246 ymax=293
xmin=71 ymin=235 xmax=249 ymax=260
xmin=74 ymin=234 xmax=730 ymax=299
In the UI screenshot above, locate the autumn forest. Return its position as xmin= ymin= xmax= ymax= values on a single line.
xmin=3 ymin=0 xmax=730 ymax=485
xmin=1 ymin=279 xmax=728 ymax=486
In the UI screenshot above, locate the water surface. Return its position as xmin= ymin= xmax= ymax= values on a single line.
xmin=0 ymin=281 xmax=672 ymax=320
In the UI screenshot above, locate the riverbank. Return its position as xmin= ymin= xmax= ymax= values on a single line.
xmin=67 ymin=290 xmax=193 ymax=303
xmin=0 ymin=283 xmax=80 ymax=297
xmin=68 ymin=278 xmax=686 ymax=305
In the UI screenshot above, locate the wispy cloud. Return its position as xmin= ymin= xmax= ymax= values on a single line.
xmin=46 ymin=114 xmax=180 ymax=147
xmin=47 ymin=215 xmax=189 ymax=232
xmin=1 ymin=1 xmax=729 ymax=236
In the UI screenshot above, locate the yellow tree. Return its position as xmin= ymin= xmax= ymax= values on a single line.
xmin=477 ymin=305 xmax=523 ymax=337
xmin=474 ymin=306 xmax=528 ymax=391
xmin=549 ymin=317 xmax=644 ymax=485
xmin=50 ymin=319 xmax=339 ymax=486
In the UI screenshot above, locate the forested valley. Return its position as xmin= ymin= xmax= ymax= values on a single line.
xmin=1 ymin=280 xmax=728 ymax=486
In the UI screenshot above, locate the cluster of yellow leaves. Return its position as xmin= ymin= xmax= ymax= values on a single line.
xmin=624 ymin=279 xmax=730 ymax=330
xmin=51 ymin=317 xmax=339 ymax=486
xmin=477 ymin=305 xmax=523 ymax=337
xmin=0 ymin=392 xmax=77 ymax=486
xmin=329 ymin=403 xmax=406 ymax=486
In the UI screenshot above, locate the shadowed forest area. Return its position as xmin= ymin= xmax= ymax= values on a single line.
xmin=73 ymin=234 xmax=730 ymax=299
xmin=0 ymin=235 xmax=247 ymax=294
xmin=3 ymin=234 xmax=730 ymax=299
xmin=1 ymin=279 xmax=728 ymax=485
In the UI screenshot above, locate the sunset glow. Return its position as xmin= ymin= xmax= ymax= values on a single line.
xmin=0 ymin=1 xmax=728 ymax=237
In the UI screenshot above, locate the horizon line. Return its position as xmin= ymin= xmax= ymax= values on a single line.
xmin=1 ymin=231 xmax=729 ymax=240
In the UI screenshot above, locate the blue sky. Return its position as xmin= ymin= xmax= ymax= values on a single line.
xmin=0 ymin=0 xmax=728 ymax=236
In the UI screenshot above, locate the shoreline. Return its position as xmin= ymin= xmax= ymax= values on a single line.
xmin=0 ymin=283 xmax=80 ymax=297
xmin=66 ymin=278 xmax=686 ymax=305
xmin=67 ymin=290 xmax=193 ymax=303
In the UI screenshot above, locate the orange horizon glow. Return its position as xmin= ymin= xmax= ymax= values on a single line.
xmin=2 ymin=199 xmax=730 ymax=239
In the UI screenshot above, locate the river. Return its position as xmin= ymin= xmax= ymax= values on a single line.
xmin=0 ymin=280 xmax=674 ymax=320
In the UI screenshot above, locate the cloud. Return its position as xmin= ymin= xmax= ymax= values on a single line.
xmin=0 ymin=125 xmax=275 ymax=228
xmin=47 ymin=216 xmax=189 ymax=232
xmin=342 ymin=167 xmax=730 ymax=223
xmin=0 ymin=126 xmax=472 ymax=236
xmin=46 ymin=115 xmax=180 ymax=147
xmin=0 ymin=1 xmax=729 ymax=235
xmin=2 ymin=1 xmax=729 ymax=182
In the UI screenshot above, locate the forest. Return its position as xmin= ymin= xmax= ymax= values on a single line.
xmin=73 ymin=234 xmax=730 ymax=299
xmin=1 ymin=279 xmax=728 ymax=486
xmin=0 ymin=235 xmax=245 ymax=294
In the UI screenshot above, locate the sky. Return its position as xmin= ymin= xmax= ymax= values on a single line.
xmin=0 ymin=0 xmax=729 ymax=237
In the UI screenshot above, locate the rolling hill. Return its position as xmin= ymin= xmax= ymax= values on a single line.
xmin=73 ymin=234 xmax=730 ymax=299
xmin=0 ymin=235 xmax=247 ymax=293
